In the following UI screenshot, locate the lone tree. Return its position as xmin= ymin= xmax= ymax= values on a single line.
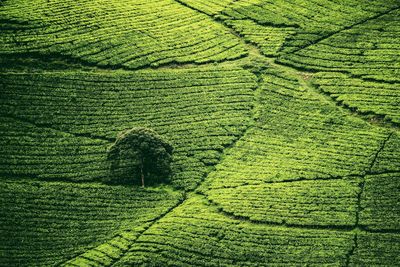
xmin=107 ymin=127 xmax=173 ymax=187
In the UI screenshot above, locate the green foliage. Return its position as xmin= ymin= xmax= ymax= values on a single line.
xmin=350 ymin=232 xmax=400 ymax=266
xmin=278 ymin=9 xmax=400 ymax=83
xmin=106 ymin=127 xmax=173 ymax=186
xmin=1 ymin=0 xmax=400 ymax=266
xmin=312 ymin=72 xmax=400 ymax=124
xmin=115 ymin=196 xmax=354 ymax=266
xmin=201 ymin=66 xmax=389 ymax=227
xmin=0 ymin=66 xmax=256 ymax=189
xmin=371 ymin=133 xmax=400 ymax=172
xmin=0 ymin=0 xmax=247 ymax=69
xmin=0 ymin=116 xmax=109 ymax=181
xmin=177 ymin=0 xmax=233 ymax=15
xmin=360 ymin=173 xmax=400 ymax=230
xmin=207 ymin=179 xmax=361 ymax=226
xmin=218 ymin=0 xmax=399 ymax=54
xmin=63 ymin=229 xmax=148 ymax=267
xmin=224 ymin=19 xmax=296 ymax=56
xmin=0 ymin=180 xmax=183 ymax=266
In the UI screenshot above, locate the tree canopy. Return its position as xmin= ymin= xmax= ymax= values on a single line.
xmin=106 ymin=127 xmax=173 ymax=187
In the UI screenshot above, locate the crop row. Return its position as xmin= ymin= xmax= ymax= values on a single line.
xmin=360 ymin=173 xmax=400 ymax=230
xmin=62 ymin=227 xmax=148 ymax=267
xmin=0 ymin=180 xmax=182 ymax=266
xmin=0 ymin=116 xmax=110 ymax=182
xmin=224 ymin=19 xmax=296 ymax=56
xmin=177 ymin=0 xmax=233 ymax=15
xmin=0 ymin=66 xmax=257 ymax=189
xmin=0 ymin=0 xmax=246 ymax=69
xmin=371 ymin=132 xmax=400 ymax=173
xmin=207 ymin=179 xmax=360 ymax=226
xmin=215 ymin=0 xmax=399 ymax=54
xmin=206 ymin=66 xmax=386 ymax=184
xmin=114 ymin=195 xmax=356 ymax=266
xmin=350 ymin=232 xmax=400 ymax=266
xmin=278 ymin=9 xmax=400 ymax=83
xmin=201 ymin=66 xmax=389 ymax=228
xmin=312 ymin=72 xmax=400 ymax=124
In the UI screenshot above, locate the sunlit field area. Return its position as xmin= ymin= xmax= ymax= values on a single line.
xmin=1 ymin=0 xmax=399 ymax=266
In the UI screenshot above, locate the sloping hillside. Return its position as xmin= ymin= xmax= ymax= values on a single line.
xmin=1 ymin=0 xmax=399 ymax=266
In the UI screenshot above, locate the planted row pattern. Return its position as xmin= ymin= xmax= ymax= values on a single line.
xmin=0 ymin=0 xmax=246 ymax=69
xmin=202 ymin=66 xmax=388 ymax=227
xmin=279 ymin=9 xmax=400 ymax=83
xmin=181 ymin=0 xmax=399 ymax=55
xmin=114 ymin=196 xmax=355 ymax=266
xmin=0 ymin=66 xmax=257 ymax=189
xmin=312 ymin=72 xmax=400 ymax=124
xmin=0 ymin=180 xmax=182 ymax=267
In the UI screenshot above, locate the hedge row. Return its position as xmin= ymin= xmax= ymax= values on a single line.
xmin=196 ymin=0 xmax=400 ymax=54
xmin=0 ymin=66 xmax=257 ymax=189
xmin=312 ymin=72 xmax=400 ymax=124
xmin=278 ymin=9 xmax=400 ymax=83
xmin=207 ymin=179 xmax=360 ymax=226
xmin=360 ymin=173 xmax=400 ymax=231
xmin=0 ymin=0 xmax=247 ymax=69
xmin=115 ymin=195 xmax=355 ymax=266
xmin=202 ymin=66 xmax=389 ymax=228
xmin=0 ymin=180 xmax=182 ymax=266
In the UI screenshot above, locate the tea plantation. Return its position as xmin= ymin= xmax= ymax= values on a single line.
xmin=1 ymin=0 xmax=399 ymax=266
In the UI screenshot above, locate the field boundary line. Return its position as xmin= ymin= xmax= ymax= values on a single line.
xmin=286 ymin=6 xmax=400 ymax=55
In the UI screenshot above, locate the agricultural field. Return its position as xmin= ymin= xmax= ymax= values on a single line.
xmin=1 ymin=0 xmax=399 ymax=266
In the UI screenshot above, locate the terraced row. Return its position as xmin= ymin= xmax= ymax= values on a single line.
xmin=201 ymin=66 xmax=398 ymax=229
xmin=108 ymin=195 xmax=400 ymax=266
xmin=0 ymin=0 xmax=246 ymax=69
xmin=57 ymin=65 xmax=400 ymax=266
xmin=180 ymin=0 xmax=400 ymax=55
xmin=279 ymin=8 xmax=400 ymax=83
xmin=312 ymin=72 xmax=400 ymax=125
xmin=62 ymin=228 xmax=149 ymax=267
xmin=176 ymin=0 xmax=400 ymax=125
xmin=0 ymin=180 xmax=183 ymax=266
xmin=0 ymin=116 xmax=109 ymax=182
xmin=224 ymin=19 xmax=296 ymax=56
xmin=371 ymin=132 xmax=400 ymax=173
xmin=176 ymin=0 xmax=234 ymax=15
xmin=0 ymin=66 xmax=257 ymax=189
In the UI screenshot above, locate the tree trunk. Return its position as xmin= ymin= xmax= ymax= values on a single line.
xmin=140 ymin=163 xmax=145 ymax=188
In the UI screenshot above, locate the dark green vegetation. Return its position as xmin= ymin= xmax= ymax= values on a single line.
xmin=1 ymin=0 xmax=399 ymax=266
xmin=0 ymin=180 xmax=183 ymax=266
xmin=0 ymin=67 xmax=256 ymax=189
xmin=107 ymin=127 xmax=173 ymax=187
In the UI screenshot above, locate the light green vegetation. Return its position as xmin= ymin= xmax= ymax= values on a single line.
xmin=176 ymin=0 xmax=234 ymax=15
xmin=360 ymin=173 xmax=400 ymax=230
xmin=202 ymin=66 xmax=388 ymax=227
xmin=350 ymin=232 xmax=400 ymax=266
xmin=1 ymin=0 xmax=400 ymax=266
xmin=182 ymin=0 xmax=400 ymax=55
xmin=278 ymin=9 xmax=400 ymax=82
xmin=0 ymin=0 xmax=247 ymax=69
xmin=0 ymin=116 xmax=108 ymax=181
xmin=224 ymin=19 xmax=296 ymax=56
xmin=371 ymin=132 xmax=400 ymax=173
xmin=62 ymin=227 xmax=150 ymax=267
xmin=312 ymin=72 xmax=400 ymax=124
